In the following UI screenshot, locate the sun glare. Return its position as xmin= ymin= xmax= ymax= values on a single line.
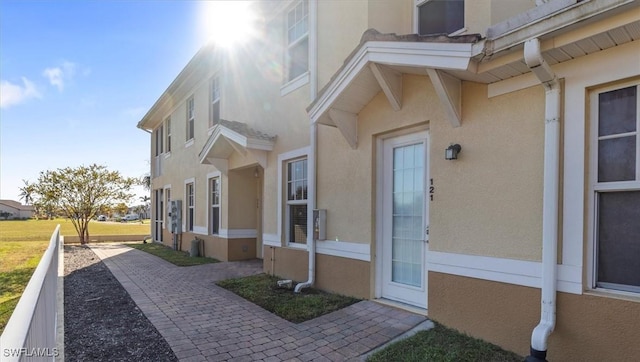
xmin=202 ymin=1 xmax=257 ymax=48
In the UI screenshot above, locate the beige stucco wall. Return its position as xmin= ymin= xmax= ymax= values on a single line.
xmin=228 ymin=168 xmax=258 ymax=229
xmin=430 ymin=272 xmax=640 ymax=361
xmin=263 ymin=246 xmax=370 ymax=299
xmin=317 ymin=1 xmax=368 ymax=92
xmin=317 ymin=74 xmax=544 ymax=262
xmin=430 ymin=82 xmax=545 ymax=260
xmin=317 ymin=75 xmax=440 ymax=245
xmin=466 ymin=0 xmax=536 ymax=34
xmin=368 ymin=0 xmax=412 ymax=35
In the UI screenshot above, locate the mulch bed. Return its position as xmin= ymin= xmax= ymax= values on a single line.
xmin=64 ymin=245 xmax=177 ymax=361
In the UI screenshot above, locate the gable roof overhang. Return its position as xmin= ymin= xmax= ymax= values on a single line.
xmin=308 ymin=0 xmax=640 ymax=150
xmin=307 ymin=31 xmax=481 ymax=149
xmin=198 ymin=120 xmax=276 ymax=173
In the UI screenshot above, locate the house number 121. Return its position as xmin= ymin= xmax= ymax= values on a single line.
xmin=430 ymin=178 xmax=434 ymax=201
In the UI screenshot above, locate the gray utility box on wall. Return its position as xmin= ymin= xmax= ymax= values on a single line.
xmin=169 ymin=200 xmax=182 ymax=234
xmin=313 ymin=209 xmax=327 ymax=241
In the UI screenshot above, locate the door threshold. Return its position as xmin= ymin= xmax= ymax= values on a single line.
xmin=374 ymin=298 xmax=428 ymax=316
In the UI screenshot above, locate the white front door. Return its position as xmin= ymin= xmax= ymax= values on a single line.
xmin=381 ymin=131 xmax=429 ymax=309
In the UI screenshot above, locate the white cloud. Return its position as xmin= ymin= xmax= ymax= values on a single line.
xmin=0 ymin=77 xmax=41 ymax=109
xmin=42 ymin=61 xmax=77 ymax=91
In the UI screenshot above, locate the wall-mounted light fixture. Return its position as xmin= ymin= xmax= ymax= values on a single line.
xmin=445 ymin=144 xmax=461 ymax=160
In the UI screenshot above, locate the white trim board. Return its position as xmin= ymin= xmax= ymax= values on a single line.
xmin=262 ymin=233 xmax=280 ymax=247
xmin=316 ymin=240 xmax=370 ymax=262
xmin=427 ymin=251 xmax=582 ymax=295
xmin=218 ymin=229 xmax=257 ymax=239
xmin=192 ymin=226 xmax=208 ymax=235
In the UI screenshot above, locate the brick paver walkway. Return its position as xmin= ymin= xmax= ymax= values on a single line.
xmin=90 ymin=244 xmax=427 ymax=361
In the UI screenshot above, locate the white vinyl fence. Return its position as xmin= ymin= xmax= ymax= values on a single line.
xmin=1 ymin=225 xmax=61 ymax=361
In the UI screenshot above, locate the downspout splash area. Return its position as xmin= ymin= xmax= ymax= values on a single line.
xmin=524 ymin=38 xmax=561 ymax=362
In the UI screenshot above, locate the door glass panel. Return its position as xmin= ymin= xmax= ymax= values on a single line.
xmin=391 ymin=143 xmax=424 ymax=287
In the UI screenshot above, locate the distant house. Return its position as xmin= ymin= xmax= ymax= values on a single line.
xmin=0 ymin=200 xmax=35 ymax=219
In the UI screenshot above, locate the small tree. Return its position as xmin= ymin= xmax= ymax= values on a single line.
xmin=114 ymin=202 xmax=129 ymax=217
xmin=30 ymin=164 xmax=136 ymax=243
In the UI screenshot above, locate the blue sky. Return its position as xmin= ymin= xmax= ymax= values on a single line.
xmin=0 ymin=1 xmax=210 ymax=202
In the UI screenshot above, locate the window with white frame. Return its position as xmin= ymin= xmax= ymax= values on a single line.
xmin=165 ymin=117 xmax=172 ymax=153
xmin=186 ymin=96 xmax=195 ymax=141
xmin=186 ymin=182 xmax=194 ymax=232
xmin=416 ymin=0 xmax=464 ymax=36
xmin=154 ymin=124 xmax=164 ymax=156
xmin=210 ymin=76 xmax=220 ymax=128
xmin=286 ymin=158 xmax=308 ymax=244
xmin=286 ymin=0 xmax=308 ymax=82
xmin=209 ymin=177 xmax=220 ymax=235
xmin=591 ymin=81 xmax=640 ymax=293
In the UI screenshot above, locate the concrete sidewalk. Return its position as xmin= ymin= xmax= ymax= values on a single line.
xmin=90 ymin=244 xmax=428 ymax=361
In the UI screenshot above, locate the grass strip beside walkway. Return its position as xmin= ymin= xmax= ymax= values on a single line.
xmin=367 ymin=322 xmax=522 ymax=362
xmin=128 ymin=242 xmax=219 ymax=266
xmin=217 ymin=274 xmax=360 ymax=323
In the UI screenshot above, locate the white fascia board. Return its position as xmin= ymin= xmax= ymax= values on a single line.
xmin=486 ymin=0 xmax=637 ymax=57
xmin=309 ymin=40 xmax=474 ymax=124
xmin=427 ymin=251 xmax=582 ymax=294
xmin=219 ymin=127 xmax=249 ymax=149
xmin=245 ymin=138 xmax=275 ymax=151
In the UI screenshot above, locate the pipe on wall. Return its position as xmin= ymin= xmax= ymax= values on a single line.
xmin=523 ymin=37 xmax=561 ymax=362
xmin=295 ymin=0 xmax=319 ymax=294
xmin=295 ymin=122 xmax=317 ymax=293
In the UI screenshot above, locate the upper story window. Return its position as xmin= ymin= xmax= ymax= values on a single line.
xmin=209 ymin=76 xmax=220 ymax=128
xmin=286 ymin=0 xmax=308 ymax=82
xmin=165 ymin=117 xmax=172 ymax=153
xmin=186 ymin=96 xmax=195 ymax=141
xmin=154 ymin=124 xmax=164 ymax=156
xmin=590 ymin=82 xmax=640 ymax=294
xmin=416 ymin=0 xmax=464 ymax=36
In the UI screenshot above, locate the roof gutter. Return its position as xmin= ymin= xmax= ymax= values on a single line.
xmin=481 ymin=0 xmax=637 ymax=59
xmin=524 ymin=37 xmax=560 ymax=362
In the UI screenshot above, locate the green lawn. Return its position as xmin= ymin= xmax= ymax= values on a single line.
xmin=367 ymin=322 xmax=522 ymax=362
xmin=0 ymin=218 xmax=151 ymax=334
xmin=216 ymin=274 xmax=360 ymax=323
xmin=128 ymin=242 xmax=219 ymax=266
xmin=0 ymin=218 xmax=150 ymax=242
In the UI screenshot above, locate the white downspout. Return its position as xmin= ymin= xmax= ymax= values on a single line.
xmin=524 ymin=38 xmax=560 ymax=362
xmin=294 ymin=122 xmax=317 ymax=293
xmin=295 ymin=0 xmax=318 ymax=294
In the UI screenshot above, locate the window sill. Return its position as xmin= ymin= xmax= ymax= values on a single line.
xmin=584 ymin=288 xmax=640 ymax=303
xmin=287 ymin=242 xmax=307 ymax=249
xmin=280 ymin=71 xmax=310 ymax=97
xmin=164 ymin=152 xmax=171 ymax=159
xmin=185 ymin=139 xmax=194 ymax=148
